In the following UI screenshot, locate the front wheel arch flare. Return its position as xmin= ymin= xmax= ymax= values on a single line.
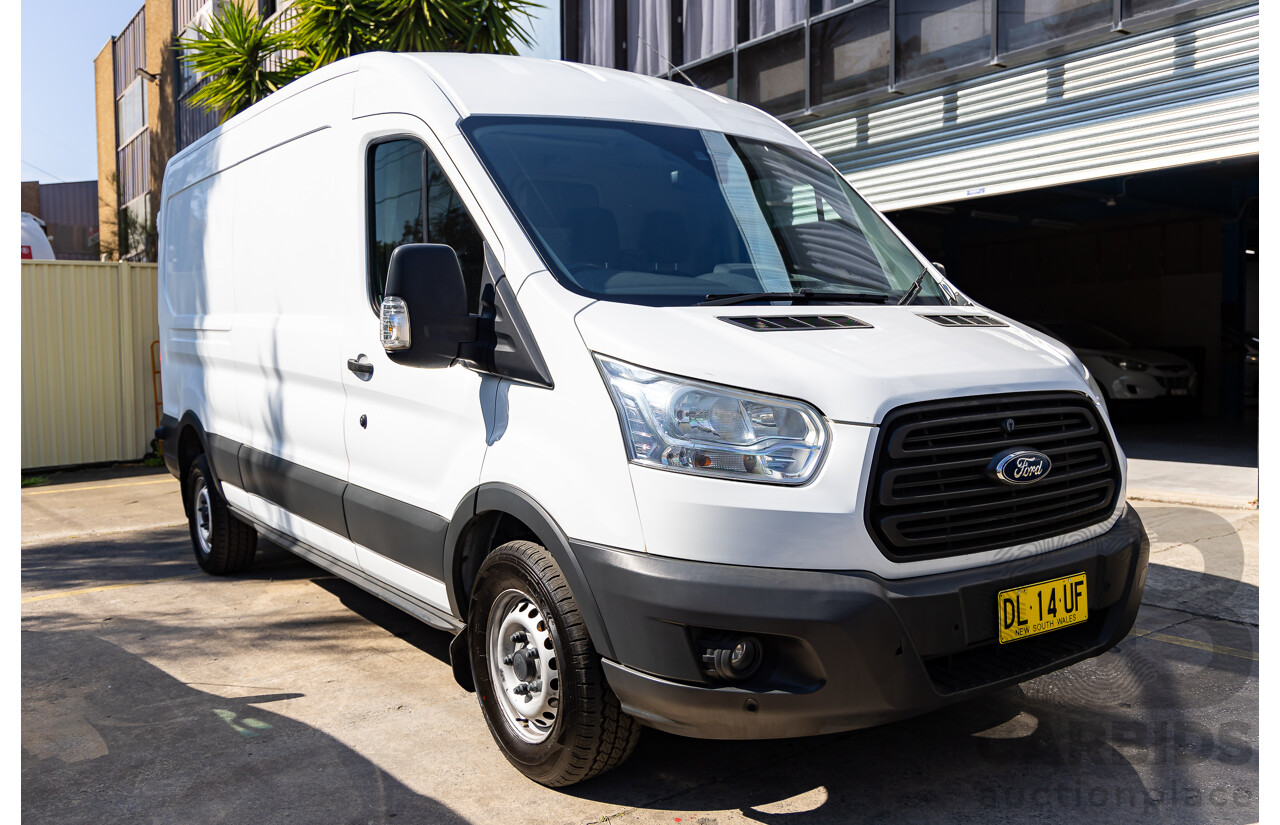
xmin=443 ymin=484 xmax=615 ymax=662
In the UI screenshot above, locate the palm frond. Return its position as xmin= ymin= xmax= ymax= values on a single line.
xmin=176 ymin=2 xmax=307 ymax=121
xmin=291 ymin=0 xmax=382 ymax=67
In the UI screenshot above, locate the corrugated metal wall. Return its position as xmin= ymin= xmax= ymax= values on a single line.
xmin=176 ymin=97 xmax=221 ymax=152
xmin=799 ymin=4 xmax=1259 ymax=210
xmin=174 ymin=0 xmax=208 ymax=35
xmin=113 ymin=7 xmax=146 ymax=96
xmin=22 ymin=261 xmax=161 ymax=470
xmin=117 ymin=131 xmax=150 ymax=204
xmin=37 ymin=181 xmax=100 ymax=261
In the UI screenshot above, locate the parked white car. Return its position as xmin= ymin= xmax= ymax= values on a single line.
xmin=156 ymin=53 xmax=1149 ymax=787
xmin=21 ymin=212 xmax=55 ymax=260
xmin=1028 ymin=321 xmax=1198 ymax=401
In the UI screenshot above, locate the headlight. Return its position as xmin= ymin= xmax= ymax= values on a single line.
xmin=595 ymin=355 xmax=827 ymax=484
xmin=1103 ymin=356 xmax=1149 ymax=371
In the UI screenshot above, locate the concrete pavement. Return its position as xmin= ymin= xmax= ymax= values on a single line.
xmin=20 ymin=463 xmax=1259 ymax=824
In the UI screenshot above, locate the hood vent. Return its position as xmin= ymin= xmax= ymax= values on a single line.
xmin=918 ymin=313 xmax=1007 ymax=328
xmin=721 ymin=315 xmax=872 ymax=332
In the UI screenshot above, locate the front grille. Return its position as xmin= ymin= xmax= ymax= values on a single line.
xmin=1154 ymin=375 xmax=1191 ymax=390
xmin=866 ymin=392 xmax=1121 ymax=561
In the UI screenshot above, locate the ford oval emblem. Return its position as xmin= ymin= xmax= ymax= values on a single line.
xmin=990 ymin=449 xmax=1052 ymax=485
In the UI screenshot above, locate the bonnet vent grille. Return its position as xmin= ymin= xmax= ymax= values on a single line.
xmin=918 ymin=314 xmax=1007 ymax=328
xmin=721 ymin=315 xmax=872 ymax=332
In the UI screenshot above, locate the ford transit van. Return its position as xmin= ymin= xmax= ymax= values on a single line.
xmin=158 ymin=53 xmax=1149 ymax=787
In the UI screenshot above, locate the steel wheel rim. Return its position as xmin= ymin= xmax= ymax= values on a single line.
xmin=194 ymin=480 xmax=213 ymax=556
xmin=486 ymin=588 xmax=561 ymax=744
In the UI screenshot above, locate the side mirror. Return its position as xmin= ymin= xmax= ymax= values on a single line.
xmin=931 ymin=261 xmax=947 ymax=278
xmin=380 ymin=244 xmax=474 ymax=368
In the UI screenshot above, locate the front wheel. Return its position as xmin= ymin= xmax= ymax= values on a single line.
xmin=186 ymin=454 xmax=257 ymax=575
xmin=468 ymin=540 xmax=641 ymax=786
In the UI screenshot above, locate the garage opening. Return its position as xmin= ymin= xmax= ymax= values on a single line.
xmin=888 ymin=157 xmax=1258 ymax=435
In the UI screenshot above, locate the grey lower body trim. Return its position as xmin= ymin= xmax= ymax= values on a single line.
xmin=238 ymin=445 xmax=350 ymax=538
xmin=207 ymin=433 xmax=243 ymax=490
xmin=227 ymin=503 xmax=463 ymax=635
xmin=344 ymin=484 xmax=448 ymax=581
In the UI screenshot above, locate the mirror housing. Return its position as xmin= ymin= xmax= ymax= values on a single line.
xmin=381 ymin=244 xmax=475 ymax=368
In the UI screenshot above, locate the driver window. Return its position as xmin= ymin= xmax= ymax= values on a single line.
xmin=368 ymin=138 xmax=485 ymax=311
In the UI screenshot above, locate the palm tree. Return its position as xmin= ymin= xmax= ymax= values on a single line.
xmin=175 ymin=2 xmax=308 ymax=123
xmin=455 ymin=0 xmax=540 ymax=55
xmin=291 ymin=0 xmax=383 ymax=68
xmin=177 ymin=0 xmax=542 ymax=120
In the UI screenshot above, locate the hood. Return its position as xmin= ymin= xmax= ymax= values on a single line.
xmin=575 ymin=303 xmax=1092 ymax=424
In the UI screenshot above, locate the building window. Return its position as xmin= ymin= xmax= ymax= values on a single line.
xmin=895 ymin=0 xmax=993 ymax=83
xmin=683 ymin=53 xmax=735 ymax=97
xmin=259 ymin=0 xmax=277 ymax=18
xmin=811 ymin=1 xmax=891 ymax=106
xmin=579 ymin=0 xmax=615 ymax=66
xmin=177 ymin=2 xmax=219 ymax=95
xmin=120 ymin=193 xmax=152 ymax=260
xmin=738 ymin=28 xmax=806 ymax=115
xmin=116 ymin=79 xmax=147 ymax=145
xmin=684 ymin=0 xmax=734 ymax=63
xmin=177 ymin=25 xmax=204 ymax=94
xmin=998 ymin=0 xmax=1111 ymax=53
xmin=628 ymin=0 xmax=671 ymax=74
xmin=747 ymin=0 xmax=807 ymax=41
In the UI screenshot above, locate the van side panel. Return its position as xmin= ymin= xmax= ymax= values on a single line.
xmin=226 ymin=78 xmax=360 ymax=566
xmin=160 ymin=169 xmax=243 ymax=471
xmin=161 ymin=72 xmax=362 ymax=568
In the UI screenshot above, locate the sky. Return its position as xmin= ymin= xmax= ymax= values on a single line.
xmin=19 ymin=0 xmax=561 ymax=186
xmin=21 ymin=0 xmax=150 ymax=184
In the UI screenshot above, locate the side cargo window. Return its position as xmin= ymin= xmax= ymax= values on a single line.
xmin=368 ymin=138 xmax=486 ymax=312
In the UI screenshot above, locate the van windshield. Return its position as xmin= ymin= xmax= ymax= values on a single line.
xmin=462 ymin=116 xmax=950 ymax=307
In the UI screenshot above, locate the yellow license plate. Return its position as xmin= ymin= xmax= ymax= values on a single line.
xmin=997 ymin=573 xmax=1088 ymax=644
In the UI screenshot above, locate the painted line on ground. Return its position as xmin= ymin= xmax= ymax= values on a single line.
xmin=1132 ymin=628 xmax=1257 ymax=661
xmin=23 ymin=478 xmax=177 ymax=497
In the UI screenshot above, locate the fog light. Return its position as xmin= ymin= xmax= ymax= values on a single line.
xmin=702 ymin=636 xmax=762 ymax=682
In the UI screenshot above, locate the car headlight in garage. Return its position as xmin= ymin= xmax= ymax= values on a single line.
xmin=1103 ymin=356 xmax=1149 ymax=371
xmin=595 ymin=355 xmax=828 ymax=484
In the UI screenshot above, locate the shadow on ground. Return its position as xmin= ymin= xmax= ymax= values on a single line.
xmin=21 ymin=630 xmax=467 ymax=825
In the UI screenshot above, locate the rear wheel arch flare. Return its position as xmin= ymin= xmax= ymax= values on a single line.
xmin=176 ymin=413 xmax=212 ymax=514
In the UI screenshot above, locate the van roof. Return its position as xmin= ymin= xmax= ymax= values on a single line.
xmin=387 ymin=53 xmax=808 ymax=150
xmin=164 ymin=53 xmax=814 ymax=196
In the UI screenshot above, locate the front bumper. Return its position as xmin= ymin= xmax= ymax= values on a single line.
xmin=576 ymin=506 xmax=1148 ymax=739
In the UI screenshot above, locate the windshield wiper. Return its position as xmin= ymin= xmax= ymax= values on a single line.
xmin=700 ymin=289 xmax=890 ymax=307
xmin=897 ymin=270 xmax=930 ymax=306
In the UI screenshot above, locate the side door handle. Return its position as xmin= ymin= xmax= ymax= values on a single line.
xmin=347 ymin=357 xmax=374 ymax=379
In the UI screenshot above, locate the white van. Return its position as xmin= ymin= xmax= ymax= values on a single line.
xmin=158 ymin=53 xmax=1149 ymax=787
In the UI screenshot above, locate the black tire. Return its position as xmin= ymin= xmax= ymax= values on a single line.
xmin=186 ymin=454 xmax=257 ymax=575
xmin=468 ymin=540 xmax=641 ymax=787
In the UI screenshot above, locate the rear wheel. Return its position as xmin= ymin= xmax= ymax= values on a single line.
xmin=186 ymin=454 xmax=257 ymax=575
xmin=468 ymin=540 xmax=641 ymax=786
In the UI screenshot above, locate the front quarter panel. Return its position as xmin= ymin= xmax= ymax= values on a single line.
xmin=477 ymin=271 xmax=646 ymax=553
